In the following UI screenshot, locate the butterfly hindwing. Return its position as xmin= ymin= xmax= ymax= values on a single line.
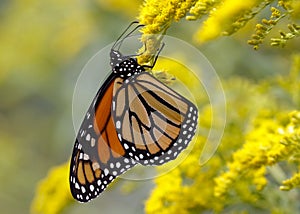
xmin=112 ymin=72 xmax=198 ymax=166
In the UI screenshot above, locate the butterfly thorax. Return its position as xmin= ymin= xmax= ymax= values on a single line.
xmin=110 ymin=50 xmax=145 ymax=79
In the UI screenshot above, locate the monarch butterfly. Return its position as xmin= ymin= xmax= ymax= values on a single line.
xmin=69 ymin=22 xmax=198 ymax=202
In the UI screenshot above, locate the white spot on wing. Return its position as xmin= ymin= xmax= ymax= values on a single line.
xmin=83 ymin=154 xmax=89 ymax=160
xmin=116 ymin=120 xmax=121 ymax=129
xmin=112 ymin=101 xmax=116 ymax=111
xmin=81 ymin=186 xmax=86 ymax=193
xmin=91 ymin=138 xmax=96 ymax=147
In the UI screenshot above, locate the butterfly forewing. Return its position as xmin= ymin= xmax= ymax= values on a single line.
xmin=112 ymin=72 xmax=198 ymax=166
xmin=70 ymin=73 xmax=136 ymax=202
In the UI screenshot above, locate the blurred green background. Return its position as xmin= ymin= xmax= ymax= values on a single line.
xmin=0 ymin=0 xmax=298 ymax=213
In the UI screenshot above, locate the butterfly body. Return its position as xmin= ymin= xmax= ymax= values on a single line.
xmin=70 ymin=22 xmax=198 ymax=202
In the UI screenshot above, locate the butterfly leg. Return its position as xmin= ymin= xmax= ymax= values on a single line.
xmin=142 ymin=42 xmax=165 ymax=69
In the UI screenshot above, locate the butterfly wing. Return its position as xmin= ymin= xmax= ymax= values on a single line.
xmin=70 ymin=73 xmax=136 ymax=202
xmin=112 ymin=72 xmax=198 ymax=166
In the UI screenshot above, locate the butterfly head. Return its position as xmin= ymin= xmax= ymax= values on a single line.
xmin=110 ymin=50 xmax=124 ymax=67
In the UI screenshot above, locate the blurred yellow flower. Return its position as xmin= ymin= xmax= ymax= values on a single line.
xmin=31 ymin=162 xmax=74 ymax=214
xmin=0 ymin=0 xmax=95 ymax=82
xmin=187 ymin=0 xmax=220 ymax=21
xmin=138 ymin=0 xmax=299 ymax=48
xmin=214 ymin=111 xmax=289 ymax=198
xmin=195 ymin=0 xmax=261 ymax=42
xmin=281 ymin=172 xmax=300 ymax=191
xmin=96 ymin=0 xmax=142 ymax=17
xmin=144 ymin=52 xmax=300 ymax=213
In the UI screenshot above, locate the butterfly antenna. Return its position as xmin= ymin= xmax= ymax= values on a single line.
xmin=114 ymin=24 xmax=145 ymax=51
xmin=112 ymin=21 xmax=139 ymax=49
xmin=112 ymin=21 xmax=144 ymax=50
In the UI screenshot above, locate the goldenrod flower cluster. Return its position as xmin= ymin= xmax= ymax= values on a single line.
xmin=30 ymin=163 xmax=74 ymax=214
xmin=138 ymin=0 xmax=198 ymax=64
xmin=144 ymin=54 xmax=300 ymax=213
xmin=194 ymin=0 xmax=262 ymax=42
xmin=146 ymin=105 xmax=300 ymax=213
xmin=138 ymin=0 xmax=198 ymax=34
xmin=214 ymin=111 xmax=288 ymax=199
xmin=138 ymin=0 xmax=300 ymax=49
xmin=280 ymin=111 xmax=300 ymax=190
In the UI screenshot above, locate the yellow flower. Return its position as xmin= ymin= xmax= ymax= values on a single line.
xmin=95 ymin=0 xmax=142 ymax=17
xmin=138 ymin=0 xmax=174 ymax=34
xmin=214 ymin=110 xmax=300 ymax=200
xmin=291 ymin=0 xmax=300 ymax=19
xmin=144 ymin=55 xmax=300 ymax=212
xmin=30 ymin=162 xmax=74 ymax=214
xmin=187 ymin=0 xmax=220 ymax=21
xmin=0 ymin=0 xmax=95 ymax=83
xmin=281 ymin=172 xmax=300 ymax=191
xmin=137 ymin=0 xmax=198 ymax=65
xmin=195 ymin=0 xmax=261 ymax=42
xmin=137 ymin=0 xmax=299 ymax=48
